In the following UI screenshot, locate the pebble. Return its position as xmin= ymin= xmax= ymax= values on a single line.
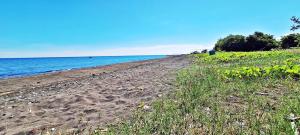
xmin=204 ymin=107 xmax=211 ymax=112
xmin=9 ymin=115 xmax=14 ymax=119
xmin=143 ymin=105 xmax=151 ymax=111
xmin=235 ymin=121 xmax=245 ymax=127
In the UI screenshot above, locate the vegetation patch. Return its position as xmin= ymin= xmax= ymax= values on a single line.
xmin=194 ymin=51 xmax=291 ymax=63
xmin=97 ymin=49 xmax=300 ymax=135
xmin=221 ymin=64 xmax=300 ymax=79
xmin=214 ymin=31 xmax=300 ymax=52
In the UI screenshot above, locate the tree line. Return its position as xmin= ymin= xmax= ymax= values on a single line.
xmin=214 ymin=32 xmax=300 ymax=52
xmin=214 ymin=16 xmax=300 ymax=52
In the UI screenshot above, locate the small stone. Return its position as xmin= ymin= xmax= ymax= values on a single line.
xmin=100 ymin=128 xmax=108 ymax=132
xmin=28 ymin=128 xmax=38 ymax=135
xmin=143 ymin=105 xmax=151 ymax=111
xmin=51 ymin=128 xmax=55 ymax=131
xmin=204 ymin=107 xmax=211 ymax=115
xmin=204 ymin=107 xmax=211 ymax=112
xmin=235 ymin=121 xmax=245 ymax=127
xmin=138 ymin=86 xmax=145 ymax=90
xmin=9 ymin=115 xmax=14 ymax=119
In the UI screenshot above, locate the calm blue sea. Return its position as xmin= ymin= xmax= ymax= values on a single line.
xmin=0 ymin=55 xmax=166 ymax=79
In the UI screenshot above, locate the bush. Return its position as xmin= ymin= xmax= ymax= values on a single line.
xmin=245 ymin=32 xmax=279 ymax=51
xmin=214 ymin=35 xmax=246 ymax=51
xmin=221 ymin=60 xmax=300 ymax=79
xmin=214 ymin=32 xmax=279 ymax=52
xmin=196 ymin=51 xmax=288 ymax=63
xmin=280 ymin=33 xmax=300 ymax=48
xmin=201 ymin=49 xmax=208 ymax=53
xmin=191 ymin=51 xmax=200 ymax=54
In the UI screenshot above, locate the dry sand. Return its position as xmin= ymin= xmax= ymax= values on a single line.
xmin=0 ymin=55 xmax=190 ymax=135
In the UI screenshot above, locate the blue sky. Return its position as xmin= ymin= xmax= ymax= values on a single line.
xmin=0 ymin=0 xmax=299 ymax=57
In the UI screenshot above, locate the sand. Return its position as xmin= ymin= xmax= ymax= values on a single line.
xmin=0 ymin=55 xmax=190 ymax=135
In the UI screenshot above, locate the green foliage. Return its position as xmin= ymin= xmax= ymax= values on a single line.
xmin=215 ymin=32 xmax=279 ymax=52
xmin=221 ymin=62 xmax=300 ymax=79
xmin=281 ymin=33 xmax=300 ymax=48
xmin=291 ymin=16 xmax=300 ymax=31
xmin=245 ymin=32 xmax=279 ymax=51
xmin=195 ymin=51 xmax=289 ymax=63
xmin=100 ymin=49 xmax=300 ymax=135
xmin=197 ymin=50 xmax=300 ymax=79
xmin=214 ymin=35 xmax=246 ymax=51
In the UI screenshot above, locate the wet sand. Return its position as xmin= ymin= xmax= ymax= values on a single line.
xmin=0 ymin=55 xmax=190 ymax=134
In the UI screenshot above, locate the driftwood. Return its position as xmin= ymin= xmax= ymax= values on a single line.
xmin=255 ymin=92 xmax=270 ymax=96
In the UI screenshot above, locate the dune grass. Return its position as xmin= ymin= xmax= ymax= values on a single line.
xmin=96 ymin=49 xmax=300 ymax=135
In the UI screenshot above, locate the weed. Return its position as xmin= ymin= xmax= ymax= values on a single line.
xmin=97 ymin=49 xmax=300 ymax=135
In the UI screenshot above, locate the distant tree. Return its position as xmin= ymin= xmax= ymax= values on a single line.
xmin=201 ymin=49 xmax=208 ymax=53
xmin=291 ymin=16 xmax=300 ymax=31
xmin=280 ymin=33 xmax=300 ymax=48
xmin=245 ymin=32 xmax=279 ymax=51
xmin=214 ymin=32 xmax=279 ymax=52
xmin=214 ymin=35 xmax=246 ymax=51
xmin=191 ymin=51 xmax=200 ymax=54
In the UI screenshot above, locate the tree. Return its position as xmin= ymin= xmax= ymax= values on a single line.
xmin=191 ymin=51 xmax=200 ymax=54
xmin=281 ymin=33 xmax=300 ymax=48
xmin=214 ymin=35 xmax=246 ymax=51
xmin=291 ymin=16 xmax=300 ymax=31
xmin=201 ymin=49 xmax=208 ymax=53
xmin=214 ymin=32 xmax=279 ymax=52
xmin=245 ymin=32 xmax=279 ymax=51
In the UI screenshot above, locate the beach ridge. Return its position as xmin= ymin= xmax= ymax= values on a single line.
xmin=0 ymin=55 xmax=190 ymax=134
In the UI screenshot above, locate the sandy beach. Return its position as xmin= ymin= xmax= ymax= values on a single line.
xmin=0 ymin=55 xmax=190 ymax=134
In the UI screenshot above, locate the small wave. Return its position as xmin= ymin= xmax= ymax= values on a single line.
xmin=0 ymin=70 xmax=58 ymax=79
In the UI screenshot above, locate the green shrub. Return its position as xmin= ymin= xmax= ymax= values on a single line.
xmin=195 ymin=51 xmax=288 ymax=63
xmin=214 ymin=32 xmax=279 ymax=52
xmin=245 ymin=32 xmax=279 ymax=51
xmin=103 ymin=49 xmax=300 ymax=135
xmin=214 ymin=35 xmax=246 ymax=51
xmin=280 ymin=33 xmax=300 ymax=48
xmin=220 ymin=58 xmax=300 ymax=79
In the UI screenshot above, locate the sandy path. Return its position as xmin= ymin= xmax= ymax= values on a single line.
xmin=0 ymin=55 xmax=190 ymax=135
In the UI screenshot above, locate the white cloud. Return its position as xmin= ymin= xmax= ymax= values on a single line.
xmin=0 ymin=44 xmax=213 ymax=58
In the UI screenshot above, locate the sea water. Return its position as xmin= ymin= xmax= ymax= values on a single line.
xmin=0 ymin=55 xmax=166 ymax=79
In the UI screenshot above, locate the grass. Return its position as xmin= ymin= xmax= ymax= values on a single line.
xmin=95 ymin=49 xmax=300 ymax=135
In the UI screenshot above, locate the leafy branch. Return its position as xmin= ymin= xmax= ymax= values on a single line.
xmin=291 ymin=16 xmax=300 ymax=31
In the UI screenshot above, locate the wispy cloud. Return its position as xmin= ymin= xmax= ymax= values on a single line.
xmin=0 ymin=44 xmax=213 ymax=58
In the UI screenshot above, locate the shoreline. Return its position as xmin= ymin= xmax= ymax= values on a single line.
xmin=0 ymin=55 xmax=170 ymax=80
xmin=0 ymin=55 xmax=176 ymax=97
xmin=0 ymin=55 xmax=190 ymax=134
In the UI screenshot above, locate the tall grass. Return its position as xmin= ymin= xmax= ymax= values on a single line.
xmin=98 ymin=49 xmax=300 ymax=135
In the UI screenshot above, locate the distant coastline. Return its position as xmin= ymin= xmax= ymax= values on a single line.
xmin=0 ymin=55 xmax=190 ymax=135
xmin=0 ymin=55 xmax=167 ymax=79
